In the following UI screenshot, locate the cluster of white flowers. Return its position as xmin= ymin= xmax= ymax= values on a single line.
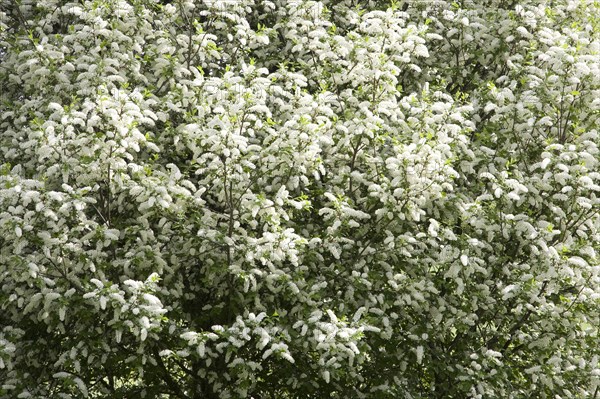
xmin=1 ymin=0 xmax=600 ymax=398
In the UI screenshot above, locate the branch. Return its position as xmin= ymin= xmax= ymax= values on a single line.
xmin=501 ymin=281 xmax=548 ymax=352
xmin=151 ymin=346 xmax=190 ymax=399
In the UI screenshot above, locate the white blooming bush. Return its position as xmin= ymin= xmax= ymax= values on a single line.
xmin=1 ymin=0 xmax=599 ymax=398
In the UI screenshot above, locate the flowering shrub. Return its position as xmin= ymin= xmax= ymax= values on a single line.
xmin=1 ymin=0 xmax=599 ymax=398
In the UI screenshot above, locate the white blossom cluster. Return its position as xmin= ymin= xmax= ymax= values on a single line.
xmin=1 ymin=0 xmax=599 ymax=398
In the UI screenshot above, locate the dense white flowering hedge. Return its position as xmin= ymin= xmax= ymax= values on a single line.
xmin=1 ymin=0 xmax=600 ymax=397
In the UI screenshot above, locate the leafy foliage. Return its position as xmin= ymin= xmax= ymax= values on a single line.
xmin=1 ymin=0 xmax=599 ymax=398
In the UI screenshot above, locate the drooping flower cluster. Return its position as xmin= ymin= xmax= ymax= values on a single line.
xmin=1 ymin=0 xmax=599 ymax=398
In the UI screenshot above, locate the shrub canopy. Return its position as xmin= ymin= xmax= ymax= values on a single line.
xmin=1 ymin=0 xmax=600 ymax=398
